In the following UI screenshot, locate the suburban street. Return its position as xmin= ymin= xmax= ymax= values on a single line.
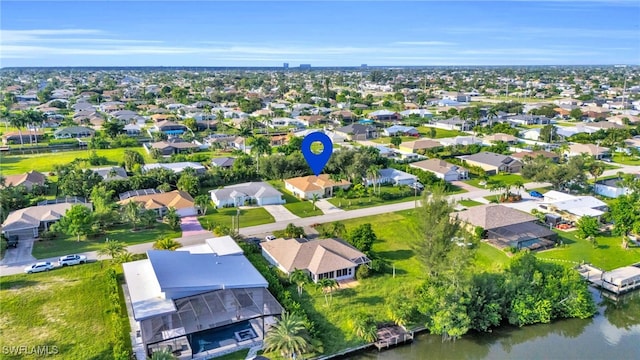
xmin=1 ymin=162 xmax=638 ymax=277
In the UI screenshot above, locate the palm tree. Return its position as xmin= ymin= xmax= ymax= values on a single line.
xmin=194 ymin=194 xmax=210 ymax=215
xmin=116 ymin=251 xmax=135 ymax=264
xmin=513 ymin=180 xmax=525 ymax=196
xmin=153 ymin=237 xmax=182 ymax=251
xmin=366 ymin=165 xmax=381 ymax=195
xmin=310 ymin=193 xmax=320 ymax=211
xmin=350 ymin=313 xmax=378 ymax=342
xmin=290 ymin=269 xmax=309 ymax=297
xmin=123 ymin=201 xmax=142 ymax=230
xmin=588 ymin=162 xmax=604 ymax=188
xmin=248 ymin=135 xmax=271 ymax=172
xmin=316 ymin=278 xmax=339 ymax=306
xmin=329 ymin=222 xmax=346 ymax=238
xmin=8 ymin=112 xmax=28 ymax=148
xmin=264 ymin=312 xmax=310 ymax=359
xmin=489 ymin=180 xmax=505 ymax=202
xmin=97 ymin=240 xmax=127 ymax=260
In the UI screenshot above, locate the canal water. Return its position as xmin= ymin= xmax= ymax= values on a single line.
xmin=352 ymin=290 xmax=640 ymax=359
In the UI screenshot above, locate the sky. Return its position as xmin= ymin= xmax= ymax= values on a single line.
xmin=1 ymin=1 xmax=639 ymax=67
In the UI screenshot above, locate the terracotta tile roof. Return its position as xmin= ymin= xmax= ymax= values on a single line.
xmin=117 ymin=190 xmax=194 ymax=211
xmin=285 ymin=174 xmax=351 ymax=192
xmin=2 ymin=170 xmax=46 ymax=188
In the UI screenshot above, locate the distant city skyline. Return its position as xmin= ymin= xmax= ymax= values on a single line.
xmin=1 ymin=1 xmax=639 ymax=68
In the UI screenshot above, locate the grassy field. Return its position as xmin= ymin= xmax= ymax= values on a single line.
xmin=0 ymin=148 xmax=154 ymax=175
xmin=465 ymin=173 xmax=526 ymax=189
xmin=370 ymin=136 xmax=419 ymax=144
xmin=537 ymin=230 xmax=640 ymax=270
xmin=32 ymin=223 xmax=181 ymax=259
xmin=458 ymin=199 xmax=483 ymax=207
xmin=326 ymin=186 xmax=420 ymax=210
xmin=267 ymin=180 xmax=324 ymax=217
xmin=415 ymin=126 xmax=465 ymax=138
xmin=198 ymin=207 xmax=275 ymax=230
xmin=611 ymin=153 xmax=640 ymax=166
xmin=0 ymin=262 xmax=130 ymax=359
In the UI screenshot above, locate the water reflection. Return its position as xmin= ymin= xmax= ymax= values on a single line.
xmin=351 ymin=291 xmax=640 ymax=360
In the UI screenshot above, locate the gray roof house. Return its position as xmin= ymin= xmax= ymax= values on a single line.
xmin=594 ymin=175 xmax=638 ymax=198
xmin=210 ymin=181 xmax=285 ymax=208
xmin=410 ymin=159 xmax=469 ymax=182
xmin=123 ymin=235 xmax=283 ymax=358
xmin=91 ymin=166 xmax=128 ymax=181
xmin=459 ymin=151 xmax=522 ymax=175
xmin=211 ymin=157 xmax=236 ymax=169
xmin=364 ymin=168 xmax=417 ymax=186
xmin=53 ymin=126 xmax=95 ymax=139
xmin=335 ymin=124 xmax=378 ymax=141
xmin=1 ymin=202 xmax=92 ymax=240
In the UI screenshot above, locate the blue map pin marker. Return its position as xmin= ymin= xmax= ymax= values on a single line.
xmin=301 ymin=132 xmax=333 ymax=176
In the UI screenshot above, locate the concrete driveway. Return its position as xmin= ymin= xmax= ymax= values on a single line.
xmin=262 ymin=205 xmax=299 ymax=222
xmin=0 ymin=238 xmax=36 ymax=266
xmin=180 ymin=216 xmax=209 ymax=236
xmin=316 ymin=199 xmax=345 ymax=214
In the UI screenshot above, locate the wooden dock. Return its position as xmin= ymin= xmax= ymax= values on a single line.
xmin=373 ymin=326 xmax=413 ymax=351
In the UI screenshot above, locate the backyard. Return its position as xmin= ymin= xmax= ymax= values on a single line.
xmin=0 ymin=262 xmax=130 ymax=359
xmin=464 ymin=173 xmax=527 ymax=189
xmin=326 ymin=185 xmax=420 ymax=210
xmin=198 ymin=207 xmax=275 ymax=230
xmin=32 ymin=222 xmax=181 ymax=259
xmin=0 ymin=147 xmax=154 ymax=175
xmin=611 ymin=153 xmax=640 ymax=166
xmin=416 ymin=126 xmax=466 ymax=138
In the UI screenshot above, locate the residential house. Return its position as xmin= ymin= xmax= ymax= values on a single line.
xmin=400 ymin=109 xmax=432 ymax=119
xmin=334 ymin=124 xmax=378 ymax=141
xmin=409 ymin=159 xmax=469 ymax=182
xmin=369 ymin=110 xmax=401 ymax=122
xmin=438 ymin=136 xmax=484 ymax=147
xmin=123 ymin=124 xmax=142 ymax=136
xmin=581 ymin=122 xmax=625 ymax=132
xmin=118 ymin=190 xmax=196 ymax=217
xmin=1 ymin=170 xmax=47 ymax=191
xmin=209 ymin=181 xmax=284 ymax=208
xmin=433 ymin=118 xmax=473 ymax=131
xmin=364 ymin=168 xmax=417 ymax=187
xmin=261 ymin=237 xmax=371 ymax=283
xmin=539 ymin=190 xmax=608 ymax=221
xmin=594 ymin=176 xmax=638 ymax=198
xmin=383 ymin=125 xmax=419 ymax=137
xmin=623 ymin=137 xmax=640 ymax=151
xmin=460 ymin=151 xmax=522 ymax=175
xmin=142 ymin=162 xmax=206 ymax=174
xmin=53 ymin=126 xmax=95 ymax=139
xmin=455 ymin=204 xmax=557 ymax=250
xmin=211 ymin=157 xmax=236 ymax=169
xmin=482 ymin=133 xmax=519 ymax=145
xmin=153 ymin=121 xmax=188 ymax=135
xmin=284 ymin=174 xmax=351 ymax=199
xmin=507 ymin=115 xmax=551 ymax=126
xmin=441 ymin=92 xmax=471 ymax=103
xmin=269 ymin=117 xmax=304 ymax=129
xmin=1 ymin=202 xmax=92 ymax=240
xmin=608 ymin=114 xmax=639 ymax=126
xmin=122 ymin=235 xmax=282 ymax=358
xmin=398 ymin=139 xmax=442 ymax=153
xmin=521 ymin=128 xmax=542 ymax=141
xmin=297 ymin=115 xmax=325 ymax=127
xmin=511 ymin=150 xmax=560 ymax=163
xmin=91 ymin=166 xmax=128 ymax=181
xmin=329 ymin=110 xmax=355 ymax=123
xmin=147 ymin=139 xmax=200 ymax=156
xmin=566 ymin=143 xmax=610 ymax=159
xmin=2 ymin=130 xmax=44 ymax=145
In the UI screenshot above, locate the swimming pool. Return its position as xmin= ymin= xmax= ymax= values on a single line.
xmin=188 ymin=321 xmax=257 ymax=354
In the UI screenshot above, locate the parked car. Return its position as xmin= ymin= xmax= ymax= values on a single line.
xmin=529 ymin=190 xmax=544 ymax=199
xmin=265 ymin=235 xmax=276 ymax=241
xmin=409 ymin=182 xmax=424 ymax=191
xmin=6 ymin=236 xmax=18 ymax=248
xmin=24 ymin=262 xmax=54 ymax=274
xmin=58 ymin=254 xmax=87 ymax=267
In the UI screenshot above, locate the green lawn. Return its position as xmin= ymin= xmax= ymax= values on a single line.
xmin=465 ymin=173 xmax=526 ymax=189
xmin=536 ymin=230 xmax=640 ymax=271
xmin=0 ymin=147 xmax=154 ymax=175
xmin=416 ymin=126 xmax=465 ymax=138
xmin=527 ymin=186 xmax=552 ymax=194
xmin=458 ymin=199 xmax=483 ymax=207
xmin=326 ymin=186 xmax=420 ymax=211
xmin=0 ymin=262 xmax=130 ymax=359
xmin=32 ymin=223 xmax=181 ymax=259
xmin=370 ymin=136 xmax=418 ymax=144
xmin=611 ymin=153 xmax=640 ymax=166
xmin=266 ymin=180 xmax=324 ymax=217
xmin=198 ymin=207 xmax=275 ymax=230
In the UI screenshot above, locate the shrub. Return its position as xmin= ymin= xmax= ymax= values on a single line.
xmin=356 ymin=265 xmax=370 ymax=279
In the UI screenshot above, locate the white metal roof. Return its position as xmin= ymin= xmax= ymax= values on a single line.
xmin=122 ymin=260 xmax=176 ymax=321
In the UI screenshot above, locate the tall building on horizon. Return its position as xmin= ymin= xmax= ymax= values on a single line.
xmin=283 ymin=63 xmax=289 ymax=69
xmin=299 ymin=64 xmax=311 ymax=69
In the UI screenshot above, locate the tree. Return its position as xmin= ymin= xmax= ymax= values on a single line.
xmin=281 ymin=223 xmax=305 ymax=238
xmin=153 ymin=237 xmax=182 ymax=250
xmin=90 ymin=185 xmax=118 ymax=231
xmin=413 ymin=186 xmax=462 ymax=277
xmin=8 ymin=112 xmax=29 ymax=148
xmin=123 ymin=201 xmax=143 ymax=230
xmin=290 ymin=269 xmax=309 ymax=297
xmin=97 ymin=240 xmax=127 ymax=259
xmin=539 ymin=124 xmax=558 ymax=143
xmin=588 ymin=162 xmax=604 ymax=188
xmin=350 ymin=313 xmax=378 ymax=342
xmin=316 ymin=278 xmax=339 ymax=306
xmin=164 ymin=207 xmax=181 ymax=231
xmin=390 ymin=136 xmax=402 ymax=148
xmin=311 ymin=193 xmax=319 ymax=210
xmin=102 ymin=120 xmax=124 ymax=138
xmin=176 ymin=172 xmax=199 ymax=196
xmin=575 ymin=216 xmax=600 ymax=240
xmin=346 ymin=223 xmax=377 ymax=254
xmin=195 ymin=194 xmax=210 ymax=215
xmin=149 ymin=348 xmax=177 ymax=360
xmin=248 ymin=135 xmax=271 ymax=172
xmin=570 ymin=108 xmax=583 ymax=120
xmin=123 ymin=150 xmax=145 ymax=172
xmin=53 ymin=205 xmax=94 ymax=242
xmin=264 ymin=312 xmax=310 ymax=359
xmin=183 ymin=118 xmax=198 ymax=132
xmin=57 ymin=167 xmax=103 ymax=198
